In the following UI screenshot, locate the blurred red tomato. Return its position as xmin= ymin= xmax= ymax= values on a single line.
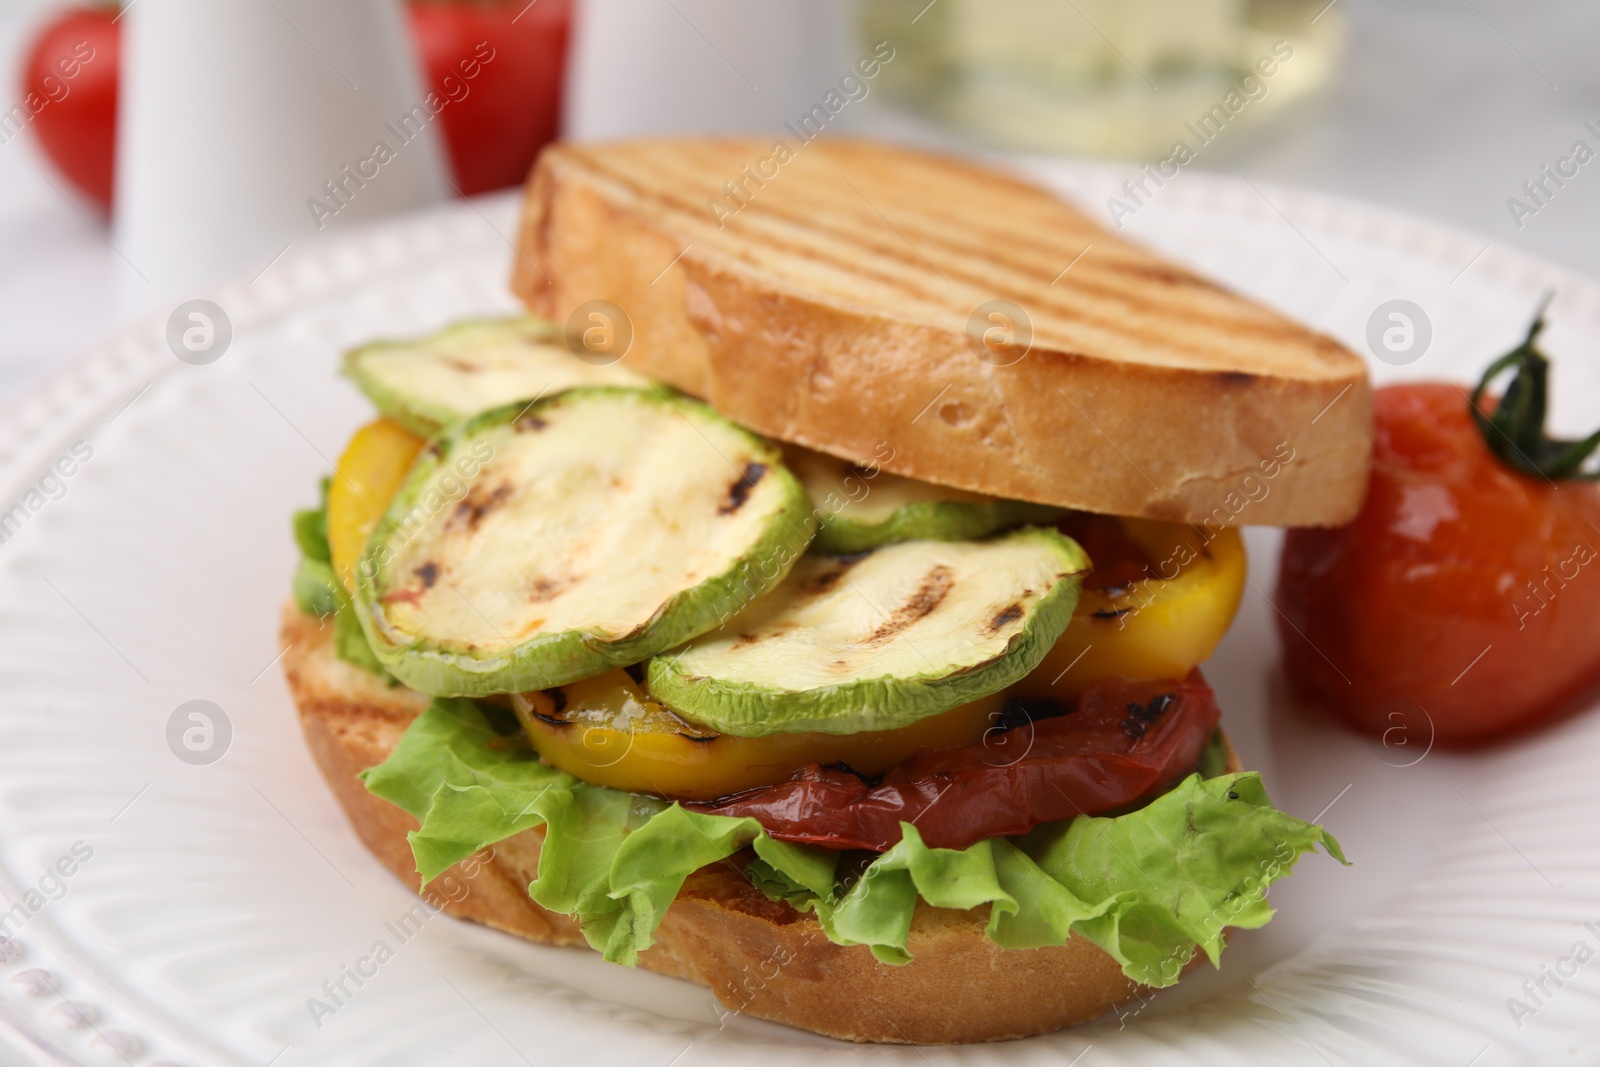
xmin=20 ymin=4 xmax=120 ymax=213
xmin=19 ymin=0 xmax=570 ymax=214
xmin=408 ymin=0 xmax=571 ymax=196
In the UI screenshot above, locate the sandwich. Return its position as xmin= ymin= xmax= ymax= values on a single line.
xmin=281 ymin=138 xmax=1367 ymax=1043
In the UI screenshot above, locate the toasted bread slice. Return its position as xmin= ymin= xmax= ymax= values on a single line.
xmin=282 ymin=604 xmax=1238 ymax=1043
xmin=511 ymin=138 xmax=1371 ymax=527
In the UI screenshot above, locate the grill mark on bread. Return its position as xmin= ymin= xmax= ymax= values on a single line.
xmin=1097 ymin=259 xmax=1225 ymax=294
xmin=866 ymin=565 xmax=954 ymax=646
xmin=595 ymin=147 xmax=1254 ymax=302
xmin=595 ymin=158 xmax=1307 ymax=358
xmin=600 ymin=144 xmax=1088 ymax=272
xmin=572 ymin=148 xmax=1340 ymax=373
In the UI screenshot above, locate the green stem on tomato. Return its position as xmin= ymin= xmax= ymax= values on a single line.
xmin=1469 ymin=300 xmax=1600 ymax=481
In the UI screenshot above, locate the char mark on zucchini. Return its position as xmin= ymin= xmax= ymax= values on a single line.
xmin=451 ymin=481 xmax=513 ymax=532
xmin=529 ymin=575 xmax=577 ymax=603
xmin=340 ymin=317 xmax=649 ymax=436
xmin=987 ymin=602 xmax=1024 ymax=633
xmin=866 ymin=564 xmax=954 ymax=646
xmin=646 ymin=530 xmax=1089 ymax=737
xmin=414 ymin=561 xmax=439 ymax=590
xmin=719 ymin=462 xmax=768 ymax=515
xmin=802 ymin=562 xmax=856 ymax=597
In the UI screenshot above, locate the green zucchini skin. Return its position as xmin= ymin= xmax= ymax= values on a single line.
xmin=812 ymin=498 xmax=1065 ymax=554
xmin=647 ymin=528 xmax=1089 ymax=737
xmin=354 ymin=387 xmax=816 ymax=696
xmin=342 ymin=316 xmax=642 ymax=437
xmin=787 ymin=446 xmax=1062 ymax=553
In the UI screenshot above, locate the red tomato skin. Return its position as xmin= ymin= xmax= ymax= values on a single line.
xmin=1277 ymin=382 xmax=1600 ymax=746
xmin=407 ymin=0 xmax=571 ymax=197
xmin=21 ymin=7 xmax=120 ymax=213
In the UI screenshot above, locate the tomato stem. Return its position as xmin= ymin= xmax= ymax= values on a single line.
xmin=1469 ymin=299 xmax=1600 ymax=481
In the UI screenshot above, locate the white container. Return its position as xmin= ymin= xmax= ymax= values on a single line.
xmin=115 ymin=0 xmax=448 ymax=312
xmin=564 ymin=0 xmax=855 ymax=140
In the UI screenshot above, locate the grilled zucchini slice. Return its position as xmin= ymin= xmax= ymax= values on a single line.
xmin=355 ymin=387 xmax=815 ymax=695
xmin=647 ymin=529 xmax=1088 ymax=736
xmin=787 ymin=446 xmax=1063 ymax=554
xmin=343 ymin=317 xmax=644 ymax=436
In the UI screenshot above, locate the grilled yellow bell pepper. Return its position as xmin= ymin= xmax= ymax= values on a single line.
xmin=512 ymin=670 xmax=1001 ymax=801
xmin=327 ymin=418 xmax=426 ymax=593
xmin=1014 ymin=518 xmax=1246 ymax=702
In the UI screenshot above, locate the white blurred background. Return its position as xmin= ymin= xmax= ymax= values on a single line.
xmin=0 ymin=0 xmax=1598 ymax=404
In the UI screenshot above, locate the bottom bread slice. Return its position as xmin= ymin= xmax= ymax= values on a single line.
xmin=279 ymin=603 xmax=1236 ymax=1043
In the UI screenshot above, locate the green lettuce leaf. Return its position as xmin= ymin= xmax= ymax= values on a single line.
xmin=1018 ymin=772 xmax=1346 ymax=985
xmin=291 ymin=479 xmax=340 ymax=617
xmin=360 ymin=699 xmax=839 ymax=965
xmin=362 ymin=698 xmax=1344 ymax=985
xmin=333 ymin=598 xmax=393 ymax=678
xmin=797 ymin=829 xmax=1116 ymax=966
xmin=289 ymin=476 xmax=392 ymax=678
xmin=292 ymin=479 xmax=332 ymax=562
xmin=292 ymin=557 xmax=342 ymax=618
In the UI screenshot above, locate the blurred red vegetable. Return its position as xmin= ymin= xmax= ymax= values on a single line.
xmin=19 ymin=0 xmax=570 ymax=213
xmin=407 ymin=0 xmax=571 ymax=196
xmin=19 ymin=4 xmax=119 ymax=213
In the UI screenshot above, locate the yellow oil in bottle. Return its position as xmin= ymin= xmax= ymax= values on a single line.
xmin=860 ymin=0 xmax=1345 ymax=158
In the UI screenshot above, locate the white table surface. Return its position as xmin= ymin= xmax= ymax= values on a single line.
xmin=3 ymin=0 xmax=1599 ymax=407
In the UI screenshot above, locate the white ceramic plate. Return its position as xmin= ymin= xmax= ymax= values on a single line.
xmin=2 ymin=161 xmax=1599 ymax=1067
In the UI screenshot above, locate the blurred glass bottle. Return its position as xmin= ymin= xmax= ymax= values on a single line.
xmin=860 ymin=0 xmax=1344 ymax=157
